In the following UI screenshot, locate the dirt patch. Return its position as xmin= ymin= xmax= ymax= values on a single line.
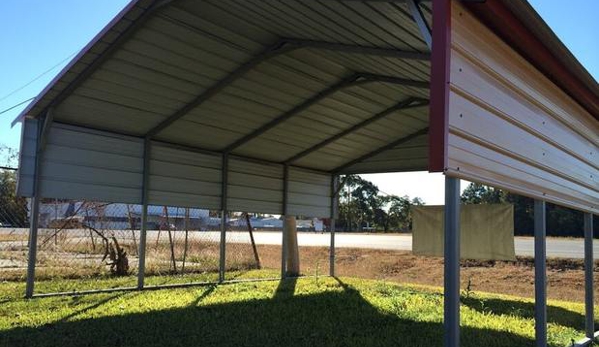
xmin=1 ymin=238 xmax=596 ymax=303
xmin=290 ymin=246 xmax=597 ymax=303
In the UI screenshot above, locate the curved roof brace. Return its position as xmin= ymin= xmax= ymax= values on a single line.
xmin=145 ymin=40 xmax=296 ymax=139
xmin=284 ymin=38 xmax=430 ymax=61
xmin=285 ymin=97 xmax=429 ymax=164
xmin=407 ymin=0 xmax=432 ymax=49
xmin=222 ymin=73 xmax=429 ymax=153
xmin=144 ymin=39 xmax=430 ymax=139
xmin=333 ymin=127 xmax=429 ymax=173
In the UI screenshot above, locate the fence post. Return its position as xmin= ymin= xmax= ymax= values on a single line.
xmin=219 ymin=153 xmax=228 ymax=283
xmin=443 ymin=176 xmax=460 ymax=347
xmin=137 ymin=139 xmax=150 ymax=290
xmin=584 ymin=213 xmax=594 ymax=339
xmin=25 ymin=112 xmax=52 ymax=298
xmin=329 ymin=175 xmax=338 ymax=277
xmin=281 ymin=165 xmax=289 ymax=278
xmin=534 ymin=200 xmax=547 ymax=347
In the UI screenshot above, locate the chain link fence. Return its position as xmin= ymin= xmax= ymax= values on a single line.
xmin=0 ymin=167 xmax=29 ymax=281
xmin=1 ymin=166 xmax=334 ymax=295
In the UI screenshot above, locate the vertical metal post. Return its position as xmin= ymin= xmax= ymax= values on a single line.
xmin=25 ymin=115 xmax=48 ymax=298
xmin=444 ymin=176 xmax=460 ymax=347
xmin=219 ymin=153 xmax=229 ymax=283
xmin=584 ymin=212 xmax=594 ymax=339
xmin=534 ymin=200 xmax=547 ymax=347
xmin=25 ymin=197 xmax=40 ymax=298
xmin=281 ymin=164 xmax=289 ymax=278
xmin=329 ymin=175 xmax=338 ymax=277
xmin=137 ymin=139 xmax=150 ymax=290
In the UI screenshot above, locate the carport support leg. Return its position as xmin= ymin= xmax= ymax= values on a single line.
xmin=329 ymin=175 xmax=338 ymax=277
xmin=534 ymin=200 xmax=547 ymax=347
xmin=25 ymin=196 xmax=40 ymax=298
xmin=281 ymin=165 xmax=289 ymax=278
xmin=444 ymin=176 xmax=460 ymax=347
xmin=584 ymin=213 xmax=594 ymax=339
xmin=137 ymin=203 xmax=148 ymax=289
xmin=219 ymin=153 xmax=229 ymax=283
xmin=137 ymin=139 xmax=150 ymax=290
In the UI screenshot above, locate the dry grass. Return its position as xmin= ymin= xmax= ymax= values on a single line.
xmin=1 ymin=235 xmax=597 ymax=304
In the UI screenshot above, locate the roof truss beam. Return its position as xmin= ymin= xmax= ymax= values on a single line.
xmin=223 ymin=73 xmax=428 ymax=153
xmin=333 ymin=127 xmax=429 ymax=173
xmin=283 ymin=38 xmax=430 ymax=61
xmin=285 ymin=97 xmax=429 ymax=164
xmin=144 ymin=38 xmax=429 ymax=139
xmin=407 ymin=0 xmax=432 ymax=49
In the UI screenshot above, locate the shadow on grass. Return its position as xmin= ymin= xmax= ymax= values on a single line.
xmin=461 ymin=296 xmax=590 ymax=331
xmin=1 ymin=279 xmax=549 ymax=347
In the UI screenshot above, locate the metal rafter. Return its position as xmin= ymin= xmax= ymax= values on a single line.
xmin=285 ymin=97 xmax=429 ymax=164
xmin=407 ymin=0 xmax=432 ymax=49
xmin=333 ymin=127 xmax=429 ymax=173
xmin=145 ymin=40 xmax=296 ymax=138
xmin=144 ymin=38 xmax=430 ymax=139
xmin=223 ymin=73 xmax=428 ymax=153
xmin=283 ymin=38 xmax=430 ymax=60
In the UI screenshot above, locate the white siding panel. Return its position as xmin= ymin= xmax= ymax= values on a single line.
xmin=447 ymin=2 xmax=599 ymax=214
xmin=227 ymin=158 xmax=283 ymax=214
xmin=148 ymin=143 xmax=222 ymax=209
xmin=36 ymin=123 xmax=144 ymax=203
xmin=16 ymin=118 xmax=38 ymax=197
xmin=287 ymin=167 xmax=331 ymax=217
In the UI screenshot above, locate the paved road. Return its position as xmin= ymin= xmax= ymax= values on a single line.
xmin=1 ymin=229 xmax=593 ymax=259
xmin=221 ymin=231 xmax=592 ymax=259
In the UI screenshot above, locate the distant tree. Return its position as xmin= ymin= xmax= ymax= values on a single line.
xmin=460 ymin=182 xmax=598 ymax=237
xmin=376 ymin=195 xmax=424 ymax=232
xmin=337 ymin=175 xmax=424 ymax=232
xmin=0 ymin=146 xmax=27 ymax=227
xmin=338 ymin=175 xmax=379 ymax=231
xmin=461 ymin=183 xmax=506 ymax=204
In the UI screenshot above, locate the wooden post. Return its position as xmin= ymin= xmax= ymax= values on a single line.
xmin=284 ymin=215 xmax=300 ymax=276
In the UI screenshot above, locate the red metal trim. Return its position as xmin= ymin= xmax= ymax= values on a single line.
xmin=464 ymin=0 xmax=599 ymax=121
xmin=428 ymin=0 xmax=452 ymax=172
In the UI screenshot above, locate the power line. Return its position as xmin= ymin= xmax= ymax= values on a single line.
xmin=0 ymin=49 xmax=78 ymax=103
xmin=0 ymin=97 xmax=35 ymax=116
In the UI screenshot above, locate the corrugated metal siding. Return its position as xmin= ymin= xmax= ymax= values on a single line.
xmin=37 ymin=123 xmax=144 ymax=203
xmin=148 ymin=143 xmax=222 ymax=209
xmin=227 ymin=158 xmax=283 ymax=214
xmin=340 ymin=133 xmax=429 ymax=174
xmin=34 ymin=0 xmax=430 ymax=174
xmin=287 ymin=167 xmax=331 ymax=217
xmin=16 ymin=118 xmax=38 ymax=197
xmin=446 ymin=1 xmax=599 ymax=213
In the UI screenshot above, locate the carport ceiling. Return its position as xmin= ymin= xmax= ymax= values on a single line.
xmin=14 ymin=0 xmax=432 ymax=174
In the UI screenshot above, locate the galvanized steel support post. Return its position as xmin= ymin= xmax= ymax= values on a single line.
xmin=329 ymin=175 xmax=338 ymax=277
xmin=219 ymin=153 xmax=229 ymax=283
xmin=534 ymin=200 xmax=547 ymax=347
xmin=25 ymin=111 xmax=52 ymax=298
xmin=281 ymin=165 xmax=289 ymax=278
xmin=584 ymin=213 xmax=594 ymax=339
xmin=137 ymin=139 xmax=151 ymax=290
xmin=444 ymin=176 xmax=460 ymax=347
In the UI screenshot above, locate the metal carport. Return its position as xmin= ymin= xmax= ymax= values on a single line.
xmin=11 ymin=0 xmax=599 ymax=346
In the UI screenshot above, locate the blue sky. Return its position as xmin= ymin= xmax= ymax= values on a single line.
xmin=0 ymin=0 xmax=597 ymax=203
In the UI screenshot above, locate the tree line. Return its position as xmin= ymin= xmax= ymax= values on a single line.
xmin=335 ymin=175 xmax=598 ymax=236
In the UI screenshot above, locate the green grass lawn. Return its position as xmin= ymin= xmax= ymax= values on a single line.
xmin=0 ymin=271 xmax=592 ymax=347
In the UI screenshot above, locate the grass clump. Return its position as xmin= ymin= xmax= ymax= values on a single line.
xmin=0 ymin=273 xmax=591 ymax=347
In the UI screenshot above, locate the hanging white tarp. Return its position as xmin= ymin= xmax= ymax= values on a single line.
xmin=412 ymin=204 xmax=515 ymax=261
